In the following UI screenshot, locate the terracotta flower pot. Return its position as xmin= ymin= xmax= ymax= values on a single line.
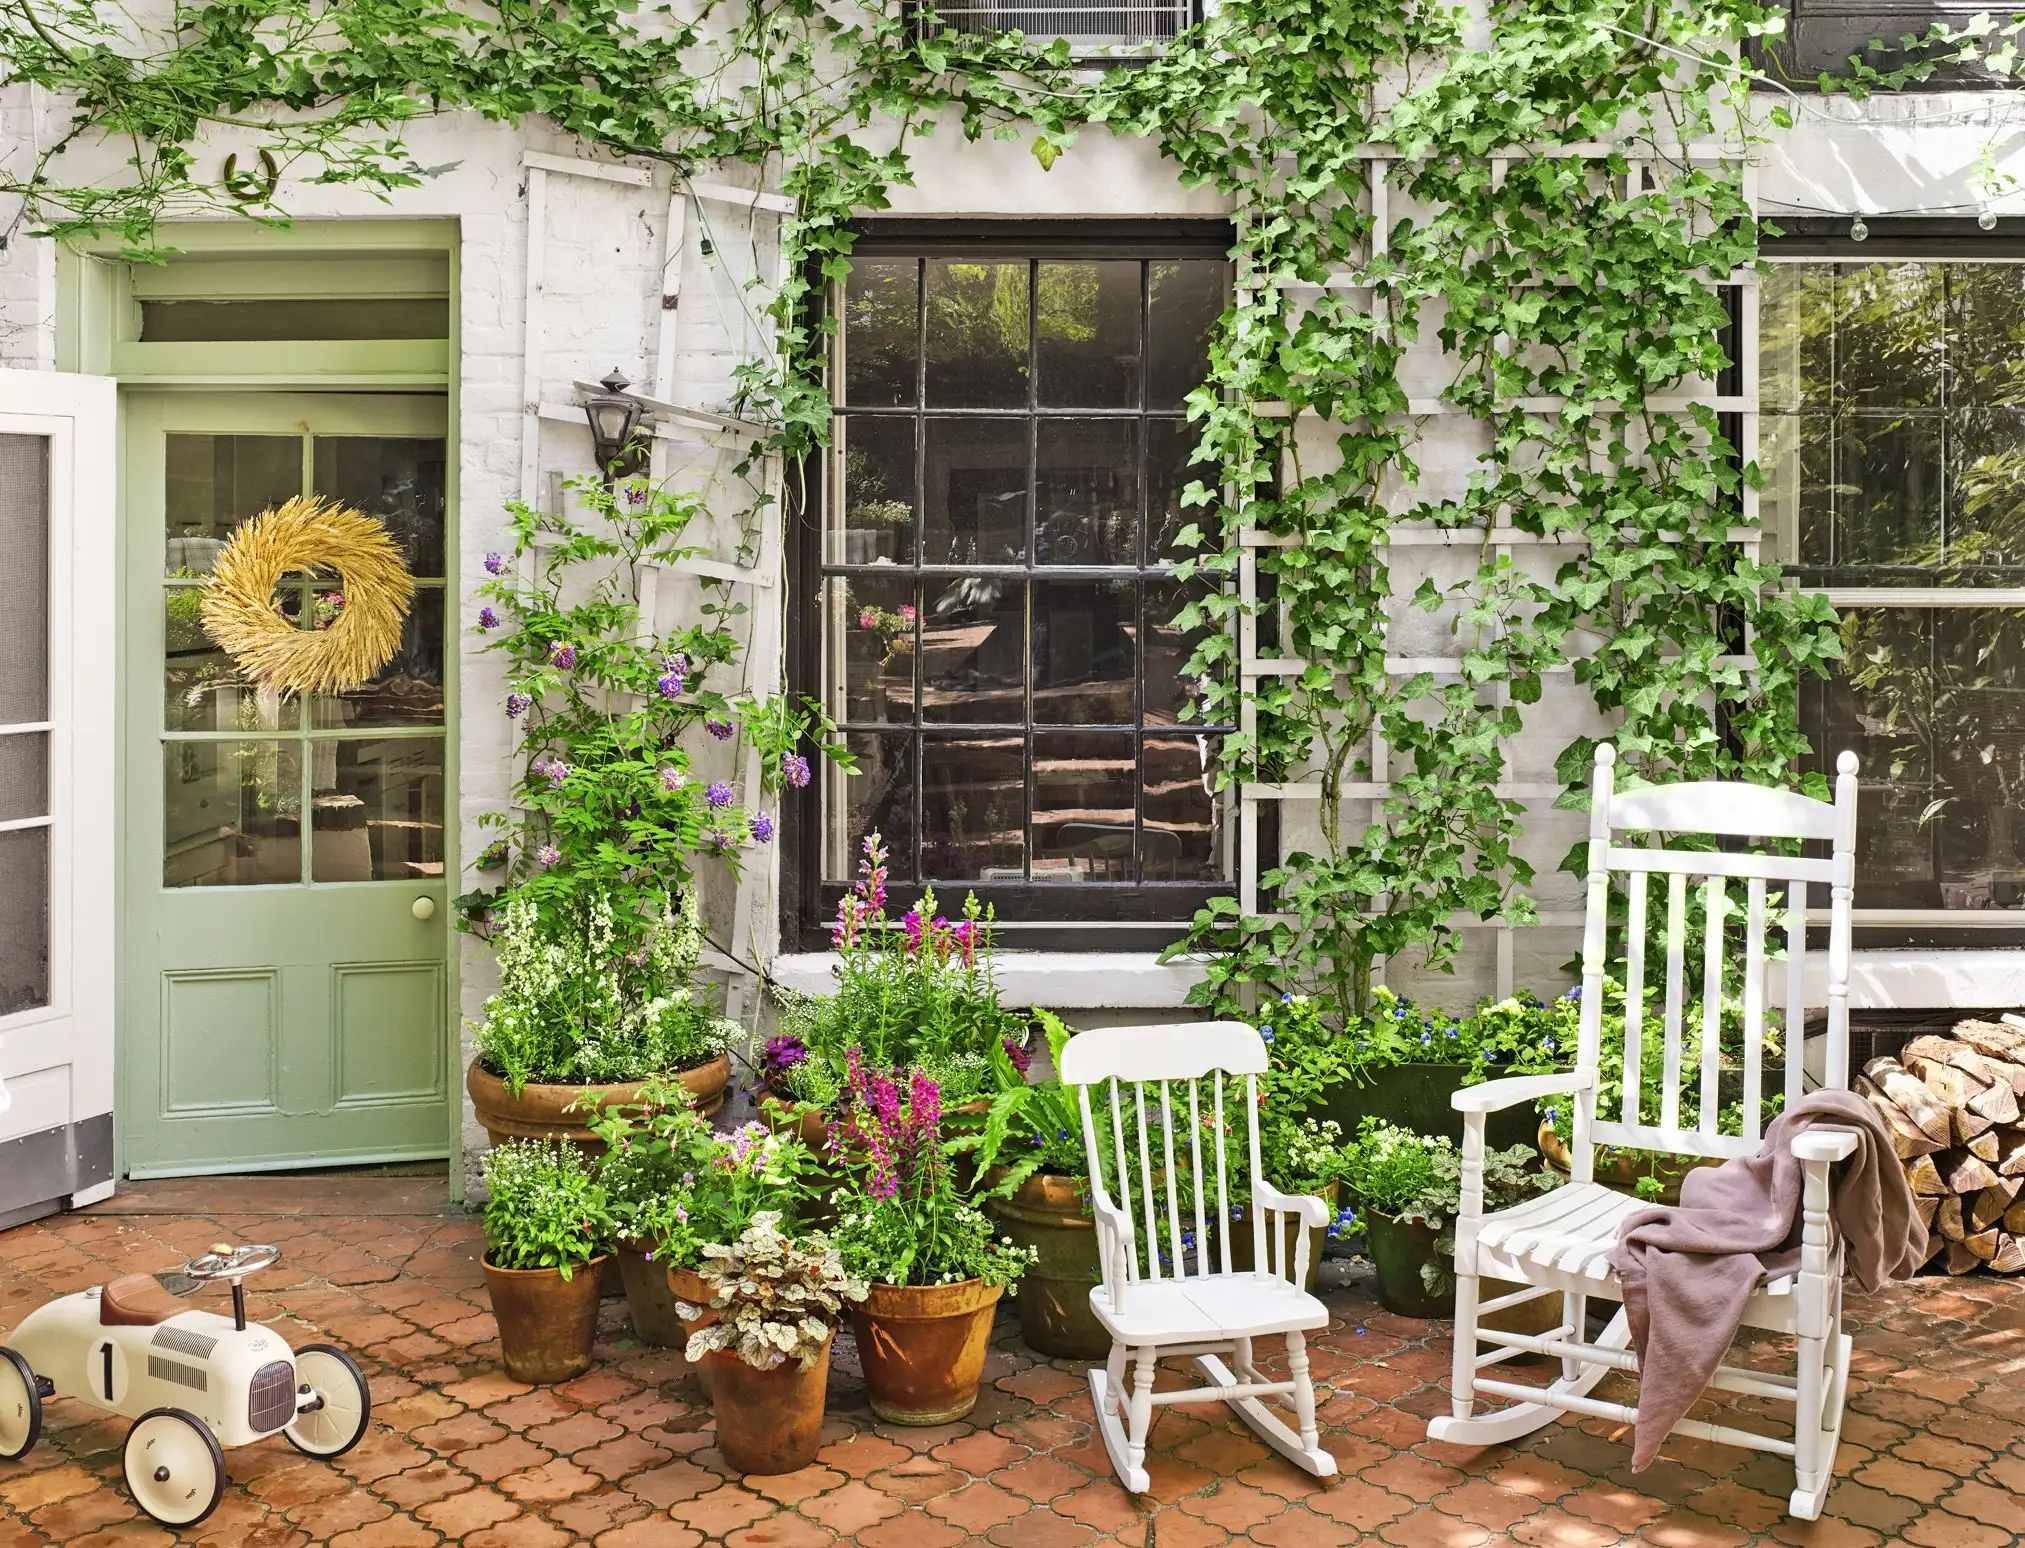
xmin=849 ymin=1278 xmax=1004 ymax=1425
xmin=617 ymin=1244 xmax=685 ymax=1346
xmin=467 ymin=1055 xmax=731 ymax=1152
xmin=666 ymin=1263 xmax=720 ymax=1397
xmin=1537 ymin=1120 xmax=1717 ymax=1206
xmin=759 ymin=1094 xmax=829 ymax=1150
xmin=986 ymin=1169 xmax=1110 ymax=1360
xmin=483 ymin=1252 xmax=607 ymax=1383
xmin=1224 ymin=1179 xmax=1341 ymax=1292
xmin=705 ymin=1333 xmax=833 ymax=1475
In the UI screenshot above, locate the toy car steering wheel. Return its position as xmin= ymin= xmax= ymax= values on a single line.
xmin=185 ymin=1244 xmax=280 ymax=1281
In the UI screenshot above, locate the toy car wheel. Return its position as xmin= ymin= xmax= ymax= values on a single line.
xmin=285 ymin=1344 xmax=371 ymax=1458
xmin=123 ymin=1408 xmax=225 ymax=1528
xmin=0 ymin=1348 xmax=40 ymax=1461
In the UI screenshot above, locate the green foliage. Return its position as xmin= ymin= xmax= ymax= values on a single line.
xmin=967 ymin=1008 xmax=1090 ymax=1186
xmin=676 ymin=1212 xmax=867 ymax=1370
xmin=480 ymin=1138 xmax=614 ymax=1278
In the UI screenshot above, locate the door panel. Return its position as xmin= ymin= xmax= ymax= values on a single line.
xmin=0 ymin=369 xmax=117 ymax=1225
xmin=124 ymin=393 xmax=451 ymax=1175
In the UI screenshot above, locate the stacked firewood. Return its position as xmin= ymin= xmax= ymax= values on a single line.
xmin=1855 ymin=1018 xmax=2025 ymax=1275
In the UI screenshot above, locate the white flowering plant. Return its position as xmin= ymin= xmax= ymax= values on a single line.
xmin=677 ymin=1212 xmax=866 ymax=1371
xmin=481 ymin=1138 xmax=614 ymax=1280
xmin=474 ymin=887 xmax=737 ymax=1092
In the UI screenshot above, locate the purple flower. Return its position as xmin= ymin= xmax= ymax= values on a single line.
xmin=536 ymin=843 xmax=560 ymax=866
xmin=781 ymin=752 xmax=811 ymax=789
xmin=706 ymin=781 xmax=734 ymax=808
xmin=660 ymin=765 xmax=687 ymax=792
xmin=484 ymin=552 xmax=506 ymax=575
xmin=1003 ymin=1036 xmax=1034 ymax=1077
xmin=761 ymin=1035 xmax=807 ymax=1085
xmin=750 ymin=813 xmax=775 ymax=843
xmin=704 ymin=827 xmax=735 ymax=856
xmin=544 ymin=760 xmax=571 ymax=788
xmin=505 ymin=692 xmax=532 ymax=718
xmin=549 ymin=642 xmax=576 ymax=670
xmin=477 ymin=607 xmax=499 ymax=630
xmin=705 ymin=718 xmax=733 ymax=741
xmin=657 ymin=671 xmax=683 ymax=699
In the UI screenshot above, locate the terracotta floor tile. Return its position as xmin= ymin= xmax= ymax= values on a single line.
xmin=416 ymin=1488 xmax=522 ymax=1534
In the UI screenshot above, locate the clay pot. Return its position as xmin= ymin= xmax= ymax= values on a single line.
xmin=483 ymin=1252 xmax=608 ymax=1383
xmin=849 ymin=1279 xmax=1004 ymax=1425
xmin=758 ymin=1095 xmax=829 ymax=1150
xmin=666 ymin=1264 xmax=720 ymax=1397
xmin=617 ymin=1244 xmax=684 ymax=1346
xmin=1224 ymin=1180 xmax=1341 ymax=1293
xmin=705 ymin=1333 xmax=833 ymax=1475
xmin=986 ymin=1169 xmax=1110 ymax=1360
xmin=1537 ymin=1120 xmax=1717 ymax=1206
xmin=467 ymin=1055 xmax=732 ymax=1151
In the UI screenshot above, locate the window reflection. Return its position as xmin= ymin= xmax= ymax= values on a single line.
xmin=164 ymin=741 xmax=302 ymax=887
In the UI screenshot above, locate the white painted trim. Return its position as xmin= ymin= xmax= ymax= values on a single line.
xmin=1796 ymin=949 xmax=2025 ymax=1011
xmin=770 ymin=951 xmax=1209 ymax=1009
xmin=688 ymin=179 xmax=797 ymax=216
xmin=521 ymin=150 xmax=657 ymax=187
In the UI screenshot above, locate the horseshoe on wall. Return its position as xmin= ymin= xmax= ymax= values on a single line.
xmin=222 ymin=148 xmax=280 ymax=203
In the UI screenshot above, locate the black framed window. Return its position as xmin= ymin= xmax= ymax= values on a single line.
xmin=1763 ymin=246 xmax=2025 ymax=917
xmin=1752 ymin=2 xmax=2007 ymax=89
xmin=793 ymin=227 xmax=1234 ymax=941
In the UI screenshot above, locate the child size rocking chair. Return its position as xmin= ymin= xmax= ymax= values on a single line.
xmin=1429 ymin=744 xmax=1861 ymax=1520
xmin=1060 ymin=1022 xmax=1338 ymax=1494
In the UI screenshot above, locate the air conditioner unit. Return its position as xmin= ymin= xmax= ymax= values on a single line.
xmin=912 ymin=0 xmax=1197 ymax=57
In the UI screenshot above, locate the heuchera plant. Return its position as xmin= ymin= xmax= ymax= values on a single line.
xmin=677 ymin=1212 xmax=865 ymax=1371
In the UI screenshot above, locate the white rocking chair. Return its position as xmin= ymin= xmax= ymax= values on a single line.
xmin=1430 ymin=745 xmax=1861 ymax=1520
xmin=1060 ymin=1022 xmax=1338 ymax=1494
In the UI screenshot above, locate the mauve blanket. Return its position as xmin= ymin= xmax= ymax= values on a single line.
xmin=1608 ymin=1088 xmax=1927 ymax=1470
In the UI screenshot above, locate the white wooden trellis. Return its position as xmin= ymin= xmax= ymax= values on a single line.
xmin=1234 ymin=144 xmax=1760 ymax=1000
xmin=519 ymin=152 xmax=795 ymax=1021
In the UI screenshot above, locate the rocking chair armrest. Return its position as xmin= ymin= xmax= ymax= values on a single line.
xmin=1255 ymin=1181 xmax=1331 ymax=1227
xmin=1791 ymin=1129 xmax=1860 ymax=1165
xmin=1085 ymin=1185 xmax=1134 ymax=1241
xmin=1451 ymin=1071 xmax=1593 ymax=1115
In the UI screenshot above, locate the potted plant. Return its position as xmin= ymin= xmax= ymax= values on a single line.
xmin=830 ymin=1051 xmax=1035 ymax=1424
xmin=479 ymin=1139 xmax=614 ymax=1383
xmin=1312 ymin=987 xmax=1542 ymax=1151
xmin=1339 ymin=1118 xmax=1560 ymax=1321
xmin=676 ymin=1213 xmax=865 ymax=1475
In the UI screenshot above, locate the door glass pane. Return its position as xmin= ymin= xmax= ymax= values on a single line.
xmin=164 ymin=741 xmax=302 ymax=887
xmin=313 ymin=436 xmax=447 ymax=576
xmin=922 ymin=577 xmax=1024 ymax=726
xmin=923 ymin=418 xmax=1027 ymax=564
xmin=312 ymin=736 xmax=445 ymax=881
xmin=1145 ymin=732 xmax=1223 ymax=881
xmin=1033 ymin=578 xmax=1136 ymax=725
xmin=0 ymin=433 xmax=49 ymax=725
xmin=1147 ymin=261 xmax=1225 ymax=411
xmin=0 ymin=731 xmax=49 ymax=823
xmin=310 ymin=587 xmax=446 ymax=728
xmin=0 ymin=827 xmax=48 ymax=1014
xmin=165 ymin=434 xmax=302 ymax=575
xmin=164 ymin=587 xmax=292 ymax=732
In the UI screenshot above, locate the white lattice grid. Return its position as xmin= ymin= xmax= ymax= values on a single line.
xmin=1233 ymin=146 xmax=1761 ymax=1005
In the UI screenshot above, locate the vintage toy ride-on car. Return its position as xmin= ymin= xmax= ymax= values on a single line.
xmin=0 ymin=1243 xmax=371 ymax=1527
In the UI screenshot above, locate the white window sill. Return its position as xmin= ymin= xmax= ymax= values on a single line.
xmin=1839 ymin=949 xmax=2025 ymax=1010
xmin=769 ymin=951 xmax=1207 ymax=1010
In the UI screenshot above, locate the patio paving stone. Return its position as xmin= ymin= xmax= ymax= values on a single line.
xmin=1 ymin=1168 xmax=2021 ymax=1548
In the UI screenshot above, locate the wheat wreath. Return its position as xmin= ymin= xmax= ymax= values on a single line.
xmin=201 ymin=496 xmax=417 ymax=695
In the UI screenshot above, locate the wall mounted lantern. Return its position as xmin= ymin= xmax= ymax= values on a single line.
xmin=583 ymin=369 xmax=648 ymax=485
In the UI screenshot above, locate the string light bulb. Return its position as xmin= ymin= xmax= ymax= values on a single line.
xmin=1850 ymin=215 xmax=1869 ymax=242
xmin=1981 ymin=207 xmax=2000 ymax=231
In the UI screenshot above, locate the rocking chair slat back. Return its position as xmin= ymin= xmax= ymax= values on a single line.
xmin=1576 ymin=747 xmax=1860 ymax=1167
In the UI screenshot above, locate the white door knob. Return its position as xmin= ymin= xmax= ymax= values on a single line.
xmin=411 ymin=896 xmax=437 ymax=921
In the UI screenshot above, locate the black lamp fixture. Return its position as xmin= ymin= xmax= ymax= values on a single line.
xmin=583 ymin=368 xmax=648 ymax=485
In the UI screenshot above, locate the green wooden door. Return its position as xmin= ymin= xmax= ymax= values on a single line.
xmin=123 ymin=393 xmax=453 ymax=1174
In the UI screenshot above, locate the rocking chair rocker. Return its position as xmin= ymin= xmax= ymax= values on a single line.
xmin=1429 ymin=744 xmax=1861 ymax=1521
xmin=1060 ymin=1022 xmax=1338 ymax=1494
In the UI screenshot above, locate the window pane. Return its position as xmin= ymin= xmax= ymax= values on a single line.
xmin=1760 ymin=263 xmax=1832 ymax=415
xmin=1036 ymin=419 xmax=1137 ymax=565
xmin=1757 ymin=412 xmax=1829 ymax=571
xmin=1145 ymin=733 xmax=1223 ymax=881
xmin=313 ymin=435 xmax=447 ymax=577
xmin=1831 ymin=412 xmax=1943 ymax=570
xmin=842 ymin=260 xmax=919 ymax=408
xmin=1143 ymin=577 xmax=1220 ymax=726
xmin=164 ymin=741 xmax=302 ymax=887
xmin=311 ymin=587 xmax=446 ymax=728
xmin=0 ymin=827 xmax=48 ymax=1014
xmin=833 ymin=575 xmax=918 ymax=724
xmin=1947 ymin=264 xmax=2025 ymax=409
xmin=925 ymin=260 xmax=1029 ymax=407
xmin=0 ymin=731 xmax=46 ymax=823
xmin=164 ymin=586 xmax=292 ymax=732
xmin=922 ymin=734 xmax=1025 ymax=881
xmin=831 ymin=731 xmax=915 ymax=884
xmin=923 ymin=417 xmax=1027 ymax=564
xmin=1147 ymin=419 xmax=1216 ymax=563
xmin=836 ymin=417 xmax=916 ymax=565
xmin=921 ymin=577 xmax=1023 ymax=725
xmin=165 ymin=434 xmax=301 ymax=575
xmin=1836 ymin=264 xmax=1943 ymax=410
xmin=312 ymin=737 xmax=445 ymax=881
xmin=1033 ymin=731 xmax=1136 ymax=881
xmin=1945 ymin=407 xmax=2025 ymax=578
xmin=1036 ymin=260 xmax=1140 ymax=408
xmin=1147 ymin=261 xmax=1224 ymax=410
xmin=0 ymin=434 xmax=49 ymax=726
xmin=1033 ymin=578 xmax=1136 ymax=726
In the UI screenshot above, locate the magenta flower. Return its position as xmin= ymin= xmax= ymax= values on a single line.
xmin=477 ymin=607 xmax=499 ymax=630
xmin=549 ymin=642 xmax=576 ymax=670
xmin=505 ymin=692 xmax=532 ymax=718
xmin=1003 ymin=1035 xmax=1034 ymax=1077
xmin=483 ymin=552 xmax=506 ymax=576
xmin=705 ymin=718 xmax=734 ymax=741
xmin=858 ymin=608 xmax=878 ymax=630
xmin=781 ymin=752 xmax=811 ymax=789
xmin=706 ymin=781 xmax=734 ymax=808
xmin=898 ymin=603 xmax=917 ymax=624
xmin=750 ymin=813 xmax=775 ymax=843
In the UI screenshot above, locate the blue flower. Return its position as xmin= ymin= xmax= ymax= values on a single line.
xmin=1562 ymin=985 xmax=1582 ymax=1002
xmin=1542 ymin=1038 xmax=1556 ymax=1053
xmin=1327 ymin=1223 xmax=1341 ymax=1238
xmin=1419 ymin=1032 xmax=1432 ymax=1046
xmin=1260 ymin=1027 xmax=1276 ymax=1044
xmin=1393 ymin=1007 xmax=1408 ymax=1021
xmin=1056 ymin=1128 xmax=1069 ymax=1141
xmin=750 ymin=813 xmax=775 ymax=843
xmin=1546 ymin=1107 xmax=1561 ymax=1122
xmin=1182 ymin=1229 xmax=1196 ymax=1248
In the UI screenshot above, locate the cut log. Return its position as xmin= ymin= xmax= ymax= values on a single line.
xmin=1997 ymin=1129 xmax=2025 ymax=1177
xmin=1969 ymin=1130 xmax=2001 ymax=1162
xmin=1937 ymin=1195 xmax=1967 ymax=1242
xmin=1967 ymin=1017 xmax=2025 ymax=1063
xmin=1914 ymin=1194 xmax=1941 ymax=1230
xmin=1865 ymin=1057 xmax=1955 ymax=1147
xmin=1967 ymin=1227 xmax=2002 ymax=1263
xmin=1972 ymin=1178 xmax=2023 ymax=1232
xmin=1947 ymin=1046 xmax=2025 ymax=1112
xmin=1947 ymin=1239 xmax=1983 ymax=1274
xmin=2007 ymin=1199 xmax=2025 ymax=1235
xmin=1991 ymin=1233 xmax=2025 ymax=1274
xmin=1910 ymin=1058 xmax=1982 ymax=1109
xmin=1908 ymin=1153 xmax=1949 ymax=1197
xmin=1955 ymin=1104 xmax=1999 ymax=1147
xmin=1945 ymin=1151 xmax=2002 ymax=1194
xmin=1968 ymin=1078 xmax=2021 ymax=1127
xmin=1855 ymin=1075 xmax=1947 ymax=1159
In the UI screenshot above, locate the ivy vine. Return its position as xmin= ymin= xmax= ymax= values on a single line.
xmin=0 ymin=0 xmax=1852 ymax=1019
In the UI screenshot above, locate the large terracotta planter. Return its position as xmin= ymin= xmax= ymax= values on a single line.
xmin=1224 ymin=1180 xmax=1340 ymax=1292
xmin=705 ymin=1334 xmax=832 ymax=1475
xmin=985 ymin=1169 xmax=1110 ymax=1360
xmin=467 ymin=1054 xmax=731 ymax=1150
xmin=667 ymin=1264 xmax=721 ymax=1397
xmin=849 ymin=1279 xmax=1004 ymax=1425
xmin=617 ymin=1244 xmax=685 ymax=1346
xmin=1538 ymin=1120 xmax=1717 ymax=1206
xmin=482 ymin=1252 xmax=607 ymax=1383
